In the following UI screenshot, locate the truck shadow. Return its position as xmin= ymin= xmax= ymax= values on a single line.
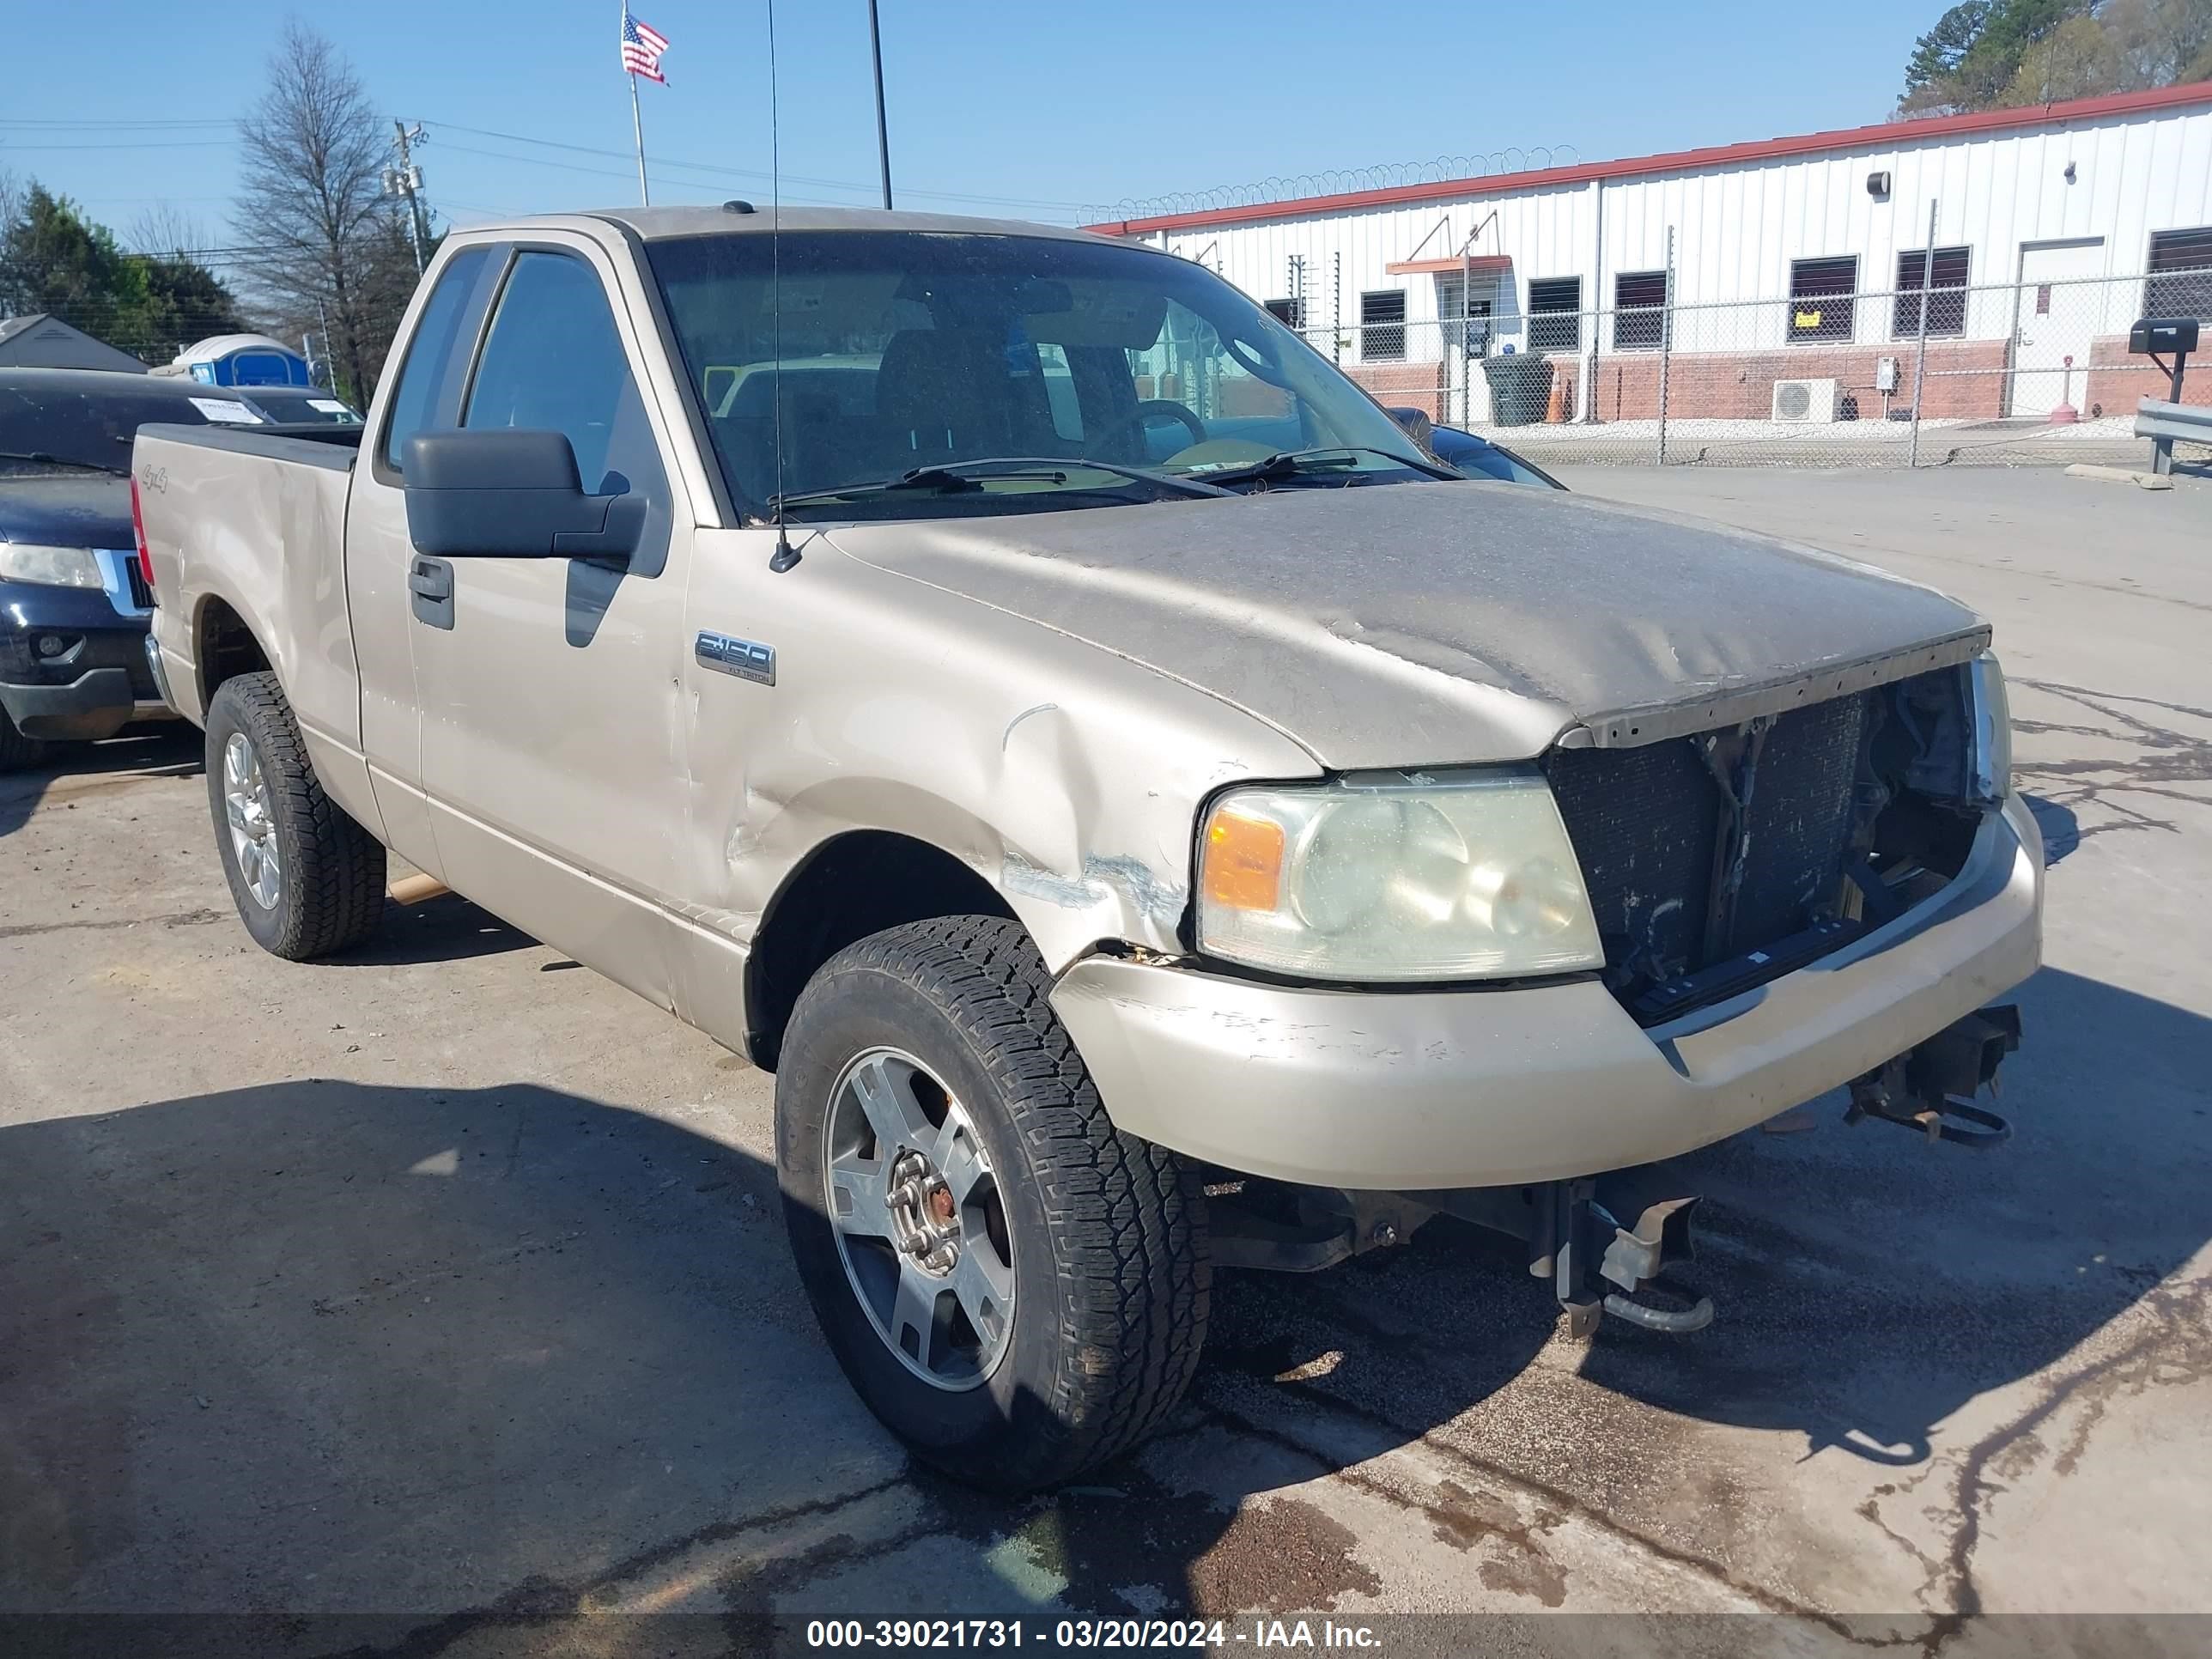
xmin=0 ymin=724 xmax=201 ymax=840
xmin=0 ymin=964 xmax=2203 ymax=1643
xmin=336 ymin=893 xmax=537 ymax=966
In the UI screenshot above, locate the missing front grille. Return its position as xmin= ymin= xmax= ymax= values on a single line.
xmin=1542 ymin=667 xmax=1979 ymax=1023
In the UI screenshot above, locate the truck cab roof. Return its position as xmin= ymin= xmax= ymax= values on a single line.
xmin=472 ymin=205 xmax=1133 ymax=249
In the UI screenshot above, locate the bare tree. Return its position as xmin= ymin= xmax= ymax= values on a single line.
xmin=128 ymin=203 xmax=215 ymax=262
xmin=0 ymin=169 xmax=27 ymax=312
xmin=232 ymin=22 xmax=410 ymax=401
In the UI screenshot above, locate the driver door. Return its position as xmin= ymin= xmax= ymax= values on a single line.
xmin=407 ymin=239 xmax=696 ymax=1007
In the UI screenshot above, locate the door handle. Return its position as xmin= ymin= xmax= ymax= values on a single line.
xmin=410 ymin=556 xmax=454 ymax=630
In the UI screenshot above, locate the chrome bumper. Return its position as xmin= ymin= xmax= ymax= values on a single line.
xmin=1050 ymin=793 xmax=2043 ymax=1191
xmin=143 ymin=632 xmax=177 ymax=709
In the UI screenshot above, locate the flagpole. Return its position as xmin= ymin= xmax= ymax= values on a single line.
xmin=629 ymin=68 xmax=650 ymax=205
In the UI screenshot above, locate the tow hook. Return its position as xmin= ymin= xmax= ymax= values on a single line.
xmin=1477 ymin=1170 xmax=1715 ymax=1340
xmin=1846 ymin=1005 xmax=2021 ymax=1148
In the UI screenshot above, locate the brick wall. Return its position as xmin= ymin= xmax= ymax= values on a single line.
xmin=1342 ymin=361 xmax=1447 ymax=420
xmin=2084 ymin=335 xmax=2212 ymax=416
xmin=1566 ymin=339 xmax=2011 ymax=422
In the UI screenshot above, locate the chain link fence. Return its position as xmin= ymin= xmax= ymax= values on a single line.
xmin=1291 ymin=265 xmax=2211 ymax=470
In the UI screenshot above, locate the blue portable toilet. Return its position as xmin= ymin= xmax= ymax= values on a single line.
xmin=168 ymin=333 xmax=313 ymax=389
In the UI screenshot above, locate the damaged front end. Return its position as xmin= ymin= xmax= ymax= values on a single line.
xmin=1545 ymin=650 xmax=2014 ymax=1028
xmin=1208 ymin=996 xmax=2022 ymax=1337
xmin=1202 ymin=629 xmax=2029 ymax=1330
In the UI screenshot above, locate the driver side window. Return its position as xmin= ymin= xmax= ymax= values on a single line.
xmin=465 ymin=251 xmax=667 ymax=508
xmin=460 ymin=249 xmax=673 ymax=573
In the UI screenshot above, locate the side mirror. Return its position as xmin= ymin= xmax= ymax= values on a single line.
xmin=1384 ymin=404 xmax=1437 ymax=455
xmin=402 ymin=429 xmax=647 ymax=561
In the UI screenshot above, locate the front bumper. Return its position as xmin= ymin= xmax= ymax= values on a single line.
xmin=2 ymin=578 xmax=167 ymax=741
xmin=1050 ymin=793 xmax=2043 ymax=1191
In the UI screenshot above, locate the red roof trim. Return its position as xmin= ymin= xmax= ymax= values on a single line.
xmin=1084 ymin=81 xmax=2212 ymax=237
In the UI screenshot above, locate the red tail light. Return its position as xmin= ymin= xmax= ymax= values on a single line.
xmin=131 ymin=474 xmax=155 ymax=602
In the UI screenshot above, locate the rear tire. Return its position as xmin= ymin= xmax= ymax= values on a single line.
xmin=204 ymin=672 xmax=386 ymax=960
xmin=0 ymin=705 xmax=47 ymax=773
xmin=777 ymin=915 xmax=1210 ymax=1492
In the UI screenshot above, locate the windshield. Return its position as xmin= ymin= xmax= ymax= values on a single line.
xmin=246 ymin=390 xmax=362 ymax=424
xmin=0 ymin=382 xmax=217 ymax=476
xmin=646 ymin=230 xmax=1441 ymax=519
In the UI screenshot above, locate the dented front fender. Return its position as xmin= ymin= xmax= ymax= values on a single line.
xmin=670 ymin=528 xmax=1318 ymax=1007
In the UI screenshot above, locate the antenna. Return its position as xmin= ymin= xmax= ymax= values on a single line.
xmin=765 ymin=0 xmax=799 ymax=573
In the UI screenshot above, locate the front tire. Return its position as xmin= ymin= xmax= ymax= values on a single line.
xmin=204 ymin=672 xmax=386 ymax=960
xmin=777 ymin=916 xmax=1210 ymax=1492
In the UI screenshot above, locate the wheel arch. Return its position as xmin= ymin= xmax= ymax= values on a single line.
xmin=192 ymin=592 xmax=274 ymax=712
xmin=744 ymin=828 xmax=1019 ymax=1072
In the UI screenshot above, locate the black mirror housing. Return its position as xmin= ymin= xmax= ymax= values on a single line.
xmin=402 ymin=429 xmax=646 ymax=561
xmin=1384 ymin=404 xmax=1437 ymax=455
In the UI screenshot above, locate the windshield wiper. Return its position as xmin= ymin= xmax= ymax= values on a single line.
xmin=1182 ymin=446 xmax=1453 ymax=489
xmin=764 ymin=456 xmax=1233 ymax=516
xmin=0 ymin=448 xmax=125 ymax=476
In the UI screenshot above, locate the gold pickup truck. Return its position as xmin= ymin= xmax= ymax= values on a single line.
xmin=131 ymin=207 xmax=2040 ymax=1492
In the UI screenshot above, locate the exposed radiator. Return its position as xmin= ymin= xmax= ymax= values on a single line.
xmin=1540 ymin=690 xmax=1870 ymax=1011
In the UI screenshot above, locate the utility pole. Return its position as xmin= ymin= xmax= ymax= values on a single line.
xmin=384 ymin=121 xmax=430 ymax=275
xmin=867 ymin=0 xmax=893 ymax=209
xmin=1909 ymin=199 xmax=1937 ymax=470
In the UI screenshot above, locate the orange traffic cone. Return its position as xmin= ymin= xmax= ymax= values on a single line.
xmin=1545 ymin=371 xmax=1570 ymax=423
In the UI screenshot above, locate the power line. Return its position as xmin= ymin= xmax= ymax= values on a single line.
xmin=4 ymin=114 xmax=1089 ymax=221
xmin=418 ymin=120 xmax=1089 ymax=212
xmin=0 ymin=118 xmax=234 ymax=130
xmin=0 ymin=140 xmax=235 ymax=152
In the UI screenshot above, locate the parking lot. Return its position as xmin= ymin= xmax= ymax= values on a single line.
xmin=3 ymin=465 xmax=2209 ymax=1656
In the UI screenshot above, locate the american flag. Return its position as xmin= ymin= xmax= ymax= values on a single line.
xmin=620 ymin=7 xmax=670 ymax=83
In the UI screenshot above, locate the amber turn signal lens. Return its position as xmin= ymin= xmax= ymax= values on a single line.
xmin=1202 ymin=807 xmax=1285 ymax=911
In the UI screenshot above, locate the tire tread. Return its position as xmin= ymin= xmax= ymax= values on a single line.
xmin=207 ymin=672 xmax=386 ymax=960
xmin=793 ymin=915 xmax=1209 ymax=1487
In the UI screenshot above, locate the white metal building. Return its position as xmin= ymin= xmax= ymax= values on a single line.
xmin=1087 ymin=83 xmax=2212 ymax=425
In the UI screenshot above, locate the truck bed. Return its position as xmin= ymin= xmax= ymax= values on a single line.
xmin=134 ymin=422 xmax=365 ymax=762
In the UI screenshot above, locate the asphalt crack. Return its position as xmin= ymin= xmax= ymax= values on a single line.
xmin=1195 ymin=1389 xmax=1871 ymax=1638
xmin=2010 ymin=678 xmax=2212 ymax=845
xmin=1883 ymin=1273 xmax=2212 ymax=1657
xmin=0 ymin=907 xmax=227 ymax=942
xmin=319 ymin=1474 xmax=910 ymax=1658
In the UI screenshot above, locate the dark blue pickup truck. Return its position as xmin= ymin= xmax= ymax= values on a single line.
xmin=0 ymin=368 xmax=273 ymax=768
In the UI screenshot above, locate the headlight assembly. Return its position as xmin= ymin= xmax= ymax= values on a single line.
xmin=1196 ymin=769 xmax=1604 ymax=981
xmin=0 ymin=543 xmax=105 ymax=590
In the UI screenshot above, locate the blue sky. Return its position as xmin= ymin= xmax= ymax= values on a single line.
xmin=3 ymin=0 xmax=1944 ymax=240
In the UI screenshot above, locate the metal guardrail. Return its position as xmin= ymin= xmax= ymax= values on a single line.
xmin=2134 ymin=398 xmax=2212 ymax=476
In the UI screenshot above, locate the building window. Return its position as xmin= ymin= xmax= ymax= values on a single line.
xmin=1788 ymin=256 xmax=1857 ymax=343
xmin=1264 ymin=296 xmax=1306 ymax=331
xmin=1528 ymin=277 xmax=1582 ymax=355
xmin=1613 ymin=270 xmax=1668 ymax=351
xmin=2146 ymin=227 xmax=2212 ymax=322
xmin=1893 ymin=246 xmax=1971 ymax=338
xmin=1359 ymin=290 xmax=1407 ymax=362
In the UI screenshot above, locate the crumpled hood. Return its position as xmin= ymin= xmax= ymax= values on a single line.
xmin=825 ymin=482 xmax=1990 ymax=768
